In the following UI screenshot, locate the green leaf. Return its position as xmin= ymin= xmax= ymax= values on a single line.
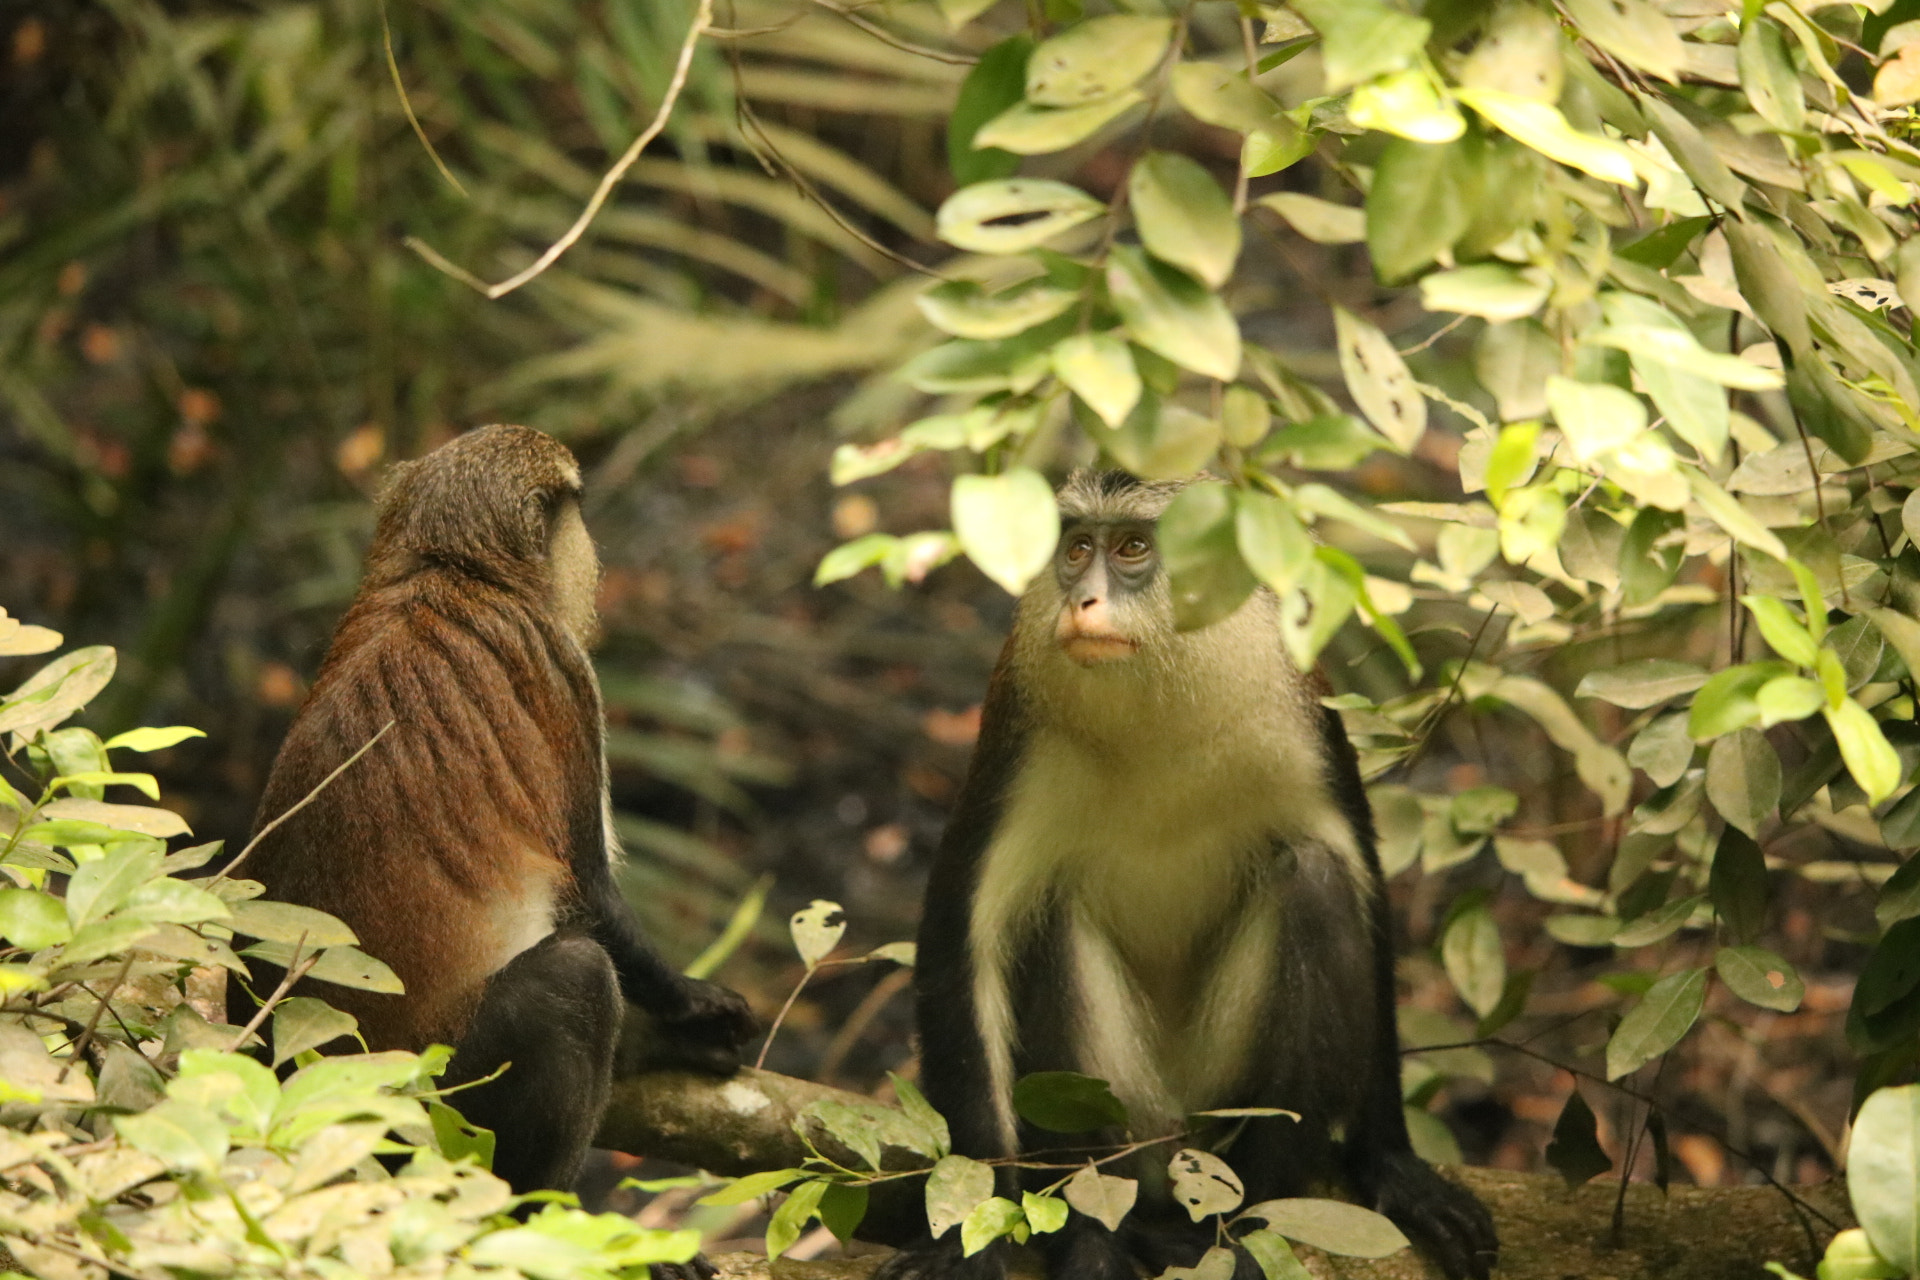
xmin=819 ymin=1183 xmax=870 ymax=1244
xmin=1053 ymin=332 xmax=1140 ymax=428
xmin=1688 ymin=662 xmax=1794 ymax=741
xmin=948 ymin=36 xmax=1031 ymax=185
xmin=1710 ymin=827 xmax=1769 ymax=945
xmin=1024 ymin=15 xmax=1171 ymax=106
xmin=102 ymin=726 xmax=207 ymax=753
xmin=37 ymin=797 xmax=189 ymax=838
xmin=115 ymin=1099 xmax=228 ymax=1174
xmin=1544 ymin=1089 xmax=1612 ymax=1187
xmin=1546 ymin=375 xmax=1644 ymax=464
xmin=1169 ymin=63 xmax=1293 ymax=137
xmin=1222 ymin=385 xmax=1270 ymax=449
xmin=1605 ymin=966 xmax=1707 ymax=1079
xmin=1161 ymin=482 xmax=1256 ymax=631
xmin=1877 ymin=857 xmax=1920 ymax=928
xmin=1021 ymin=1192 xmax=1069 ymax=1235
xmin=65 ymin=843 xmax=164 ymax=927
xmin=1563 ymin=0 xmax=1685 ymax=81
xmin=1258 ymin=193 xmax=1364 ymax=246
xmin=767 ymin=1179 xmax=828 ymax=1259
xmin=916 ymin=280 xmax=1077 ymax=341
xmin=1756 ymin=675 xmax=1825 ymax=728
xmin=936 ymin=179 xmax=1104 ymax=254
xmin=1239 ymin=1229 xmax=1313 ymax=1280
xmin=1441 ymin=906 xmax=1505 ymax=1018
xmin=952 ymin=470 xmax=1060 ymax=596
xmin=1850 ymin=1084 xmax=1920 ymax=1274
xmin=1705 ymin=729 xmax=1781 ymax=838
xmin=1012 ymin=1071 xmax=1129 ymax=1133
xmin=0 ymin=646 xmax=116 ymax=738
xmin=1419 ymin=265 xmax=1548 ymax=323
xmin=1455 ymin=88 xmax=1637 ymax=184
xmin=0 ymin=889 xmax=70 ymax=949
xmin=1576 ymin=660 xmax=1708 ymax=710
xmin=1687 ymin=471 xmax=1788 ymax=561
xmin=1092 ymin=399 xmax=1223 ymax=482
xmin=815 ymin=534 xmax=896 ymax=586
xmin=1241 ymin=1198 xmax=1410 ymax=1258
xmin=961 ymin=1196 xmax=1025 ymax=1256
xmin=1450 ymin=786 xmax=1518 ymax=834
xmin=1738 ymin=16 xmax=1806 ymax=132
xmin=1715 ymin=946 xmax=1804 ymax=1013
xmin=1334 ymin=307 xmax=1424 ymax=452
xmin=1131 ymin=152 xmax=1239 ymax=288
xmin=1613 ymin=895 xmax=1701 ymax=948
xmin=1630 ymin=713 xmax=1694 ymax=788
xmin=1366 ymin=135 xmax=1476 ymax=283
xmin=698 ymin=1168 xmax=805 ymax=1207
xmin=1291 ymin=0 xmax=1430 ymax=92
xmin=228 ymin=899 xmax=359 ymax=948
xmin=1107 ymin=246 xmax=1240 ymax=382
xmin=1826 ymin=697 xmax=1902 ymax=806
xmin=974 ymin=93 xmax=1142 ymax=155
xmin=271 ymin=997 xmax=359 ymax=1067
xmin=1062 ymin=1164 xmax=1138 ymax=1232
xmin=1744 ymin=597 xmax=1820 ymax=668
xmin=1168 ymin=1148 xmax=1244 ymax=1222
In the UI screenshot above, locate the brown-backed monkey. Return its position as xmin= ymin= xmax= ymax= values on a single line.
xmin=882 ymin=472 xmax=1497 ymax=1280
xmin=231 ymin=425 xmax=756 ymax=1197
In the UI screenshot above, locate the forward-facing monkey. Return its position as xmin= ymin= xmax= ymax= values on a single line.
xmin=883 ymin=471 xmax=1497 ymax=1280
xmin=232 ymin=425 xmax=756 ymax=1196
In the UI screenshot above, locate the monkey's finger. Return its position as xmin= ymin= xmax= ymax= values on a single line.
xmin=649 ymin=1254 xmax=717 ymax=1280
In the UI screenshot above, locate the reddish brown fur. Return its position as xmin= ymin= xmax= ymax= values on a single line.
xmin=242 ymin=427 xmax=599 ymax=1050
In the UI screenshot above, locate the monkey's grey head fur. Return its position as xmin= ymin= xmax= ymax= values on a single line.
xmin=369 ymin=425 xmax=585 ymax=580
xmin=1010 ymin=469 xmax=1311 ymax=748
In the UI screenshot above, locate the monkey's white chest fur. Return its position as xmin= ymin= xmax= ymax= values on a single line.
xmin=969 ymin=695 xmax=1365 ymax=1148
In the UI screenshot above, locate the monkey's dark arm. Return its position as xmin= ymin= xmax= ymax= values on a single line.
xmin=1314 ymin=707 xmax=1498 ymax=1280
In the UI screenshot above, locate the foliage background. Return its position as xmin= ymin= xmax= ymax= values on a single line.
xmin=3 ymin=0 xmax=1917 ymax=1262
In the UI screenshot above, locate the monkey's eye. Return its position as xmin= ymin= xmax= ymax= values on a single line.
xmin=1065 ymin=535 xmax=1095 ymax=566
xmin=1115 ymin=535 xmax=1152 ymax=563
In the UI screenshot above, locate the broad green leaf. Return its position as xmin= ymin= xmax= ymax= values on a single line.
xmin=1455 ymin=88 xmax=1638 ymax=184
xmin=1474 ymin=320 xmax=1557 ymax=422
xmin=1334 ymin=308 xmax=1424 ymax=451
xmin=952 ymin=470 xmax=1060 ymax=596
xmin=1024 ymin=15 xmax=1171 ymax=106
xmin=1348 ymin=69 xmax=1465 ymax=143
xmin=1160 ymin=483 xmax=1256 ymax=630
xmin=103 ymin=726 xmax=206 ymax=753
xmin=1545 ymin=1089 xmax=1612 ymax=1186
xmin=1442 ymin=906 xmax=1505 ymax=1018
xmin=1563 ymin=0 xmax=1685 ymax=81
xmin=1053 ymin=332 xmax=1141 ymax=428
xmin=65 ymin=843 xmax=164 ymax=927
xmin=1630 ymin=713 xmax=1694 ymax=788
xmin=123 ymin=876 xmax=231 ymax=926
xmin=1605 ymin=966 xmax=1707 ymax=1079
xmin=1738 ymin=17 xmax=1806 ymax=133
xmin=271 ymin=996 xmax=360 ymax=1066
xmin=1240 ymin=1230 xmax=1313 ymax=1280
xmin=1168 ymin=1148 xmax=1243 ymax=1222
xmin=38 ymin=797 xmax=189 ymax=838
xmin=0 ymin=646 xmax=116 ymax=738
xmin=961 ymin=1196 xmax=1025 ymax=1256
xmin=1293 ymin=484 xmax=1415 ymax=551
xmin=1419 ymin=265 xmax=1547 ymax=322
xmin=1012 ymin=1071 xmax=1130 ymax=1133
xmin=0 ymin=888 xmax=71 ymax=949
xmin=927 ymin=1154 xmax=997 ymax=1239
xmin=1451 ymin=786 xmax=1518 ymax=834
xmin=252 ymin=944 xmax=402 ymax=993
xmin=1849 ymin=1084 xmax=1920 ymax=1273
xmin=949 ymin=36 xmax=1031 ymax=185
xmin=1688 ymin=471 xmax=1788 ymax=561
xmin=1546 ymin=376 xmax=1643 ymax=464
xmin=1826 ymin=698 xmax=1901 ymax=806
xmin=116 ymin=1099 xmax=228 ymax=1174
xmin=815 ymin=534 xmax=896 ymax=586
xmin=1588 ymin=323 xmax=1785 ymax=392
xmin=1367 ymin=135 xmax=1476 ymax=283
xmin=1576 ymin=660 xmax=1708 ymax=709
xmin=1291 ymin=0 xmax=1430 ymax=92
xmin=1235 ymin=491 xmax=1315 ymax=597
xmin=229 ymin=899 xmax=359 ymax=947
xmin=1092 ymin=399 xmax=1223 ymax=482
xmin=1222 ymin=385 xmax=1270 ymax=449
xmin=1613 ymin=895 xmax=1701 ymax=947
xmin=790 ymin=899 xmax=848 ymax=966
xmin=1688 ymin=662 xmax=1794 ymax=741
xmin=767 ymin=1179 xmax=828 ymax=1259
xmin=1715 ymin=946 xmax=1804 ymax=1013
xmin=1169 ymin=63 xmax=1292 ymax=136
xmin=698 ymin=1168 xmax=805 ymax=1207
xmin=1022 ymin=1192 xmax=1069 ymax=1235
xmin=1107 ymin=246 xmax=1240 ymax=381
xmin=1241 ymin=1198 xmax=1410 ymax=1258
xmin=1743 ymin=597 xmax=1819 ymax=667
xmin=1705 ymin=729 xmax=1781 ymax=838
xmin=1063 ymin=1164 xmax=1137 ymax=1232
xmin=1879 ymin=857 xmax=1920 ymax=928
xmin=936 ymin=180 xmax=1104 ymax=254
xmin=974 ymin=93 xmax=1142 ymax=155
xmin=1710 ymin=827 xmax=1769 ymax=944
xmin=1243 ymin=125 xmax=1317 ymax=179
xmin=1130 ymin=152 xmax=1239 ymax=288
xmin=1458 ymin=2 xmax=1563 ymax=102
xmin=916 ymin=280 xmax=1077 ymax=340
xmin=1259 ymin=193 xmax=1364 ymax=245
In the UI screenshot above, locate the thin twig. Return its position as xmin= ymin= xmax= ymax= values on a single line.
xmin=817 ymin=966 xmax=911 ymax=1084
xmin=56 ymin=951 xmax=135 ymax=1083
xmin=380 ymin=0 xmax=467 ymax=197
xmin=755 ymin=963 xmax=819 ymax=1071
xmin=213 ymin=720 xmax=393 ymax=885
xmin=406 ymin=0 xmax=715 ymax=298
xmin=1398 ymin=313 xmax=1469 ymax=356
xmin=1233 ymin=14 xmax=1258 ymax=216
xmin=228 ymin=938 xmax=319 ymax=1054
xmin=809 ymin=0 xmax=975 ymax=64
xmin=1396 ymin=606 xmax=1499 ymax=777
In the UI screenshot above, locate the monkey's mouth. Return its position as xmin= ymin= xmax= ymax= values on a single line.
xmin=1059 ymin=634 xmax=1139 ymax=665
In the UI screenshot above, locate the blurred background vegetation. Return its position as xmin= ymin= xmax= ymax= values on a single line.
xmin=0 ymin=0 xmax=1877 ymax=1224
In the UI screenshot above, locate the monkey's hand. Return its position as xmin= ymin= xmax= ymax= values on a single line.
xmin=622 ymin=979 xmax=757 ymax=1076
xmin=1371 ymin=1151 xmax=1498 ymax=1280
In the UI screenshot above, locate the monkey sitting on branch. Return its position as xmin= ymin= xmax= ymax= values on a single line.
xmin=231 ymin=425 xmax=756 ymax=1201
xmin=881 ymin=471 xmax=1498 ymax=1280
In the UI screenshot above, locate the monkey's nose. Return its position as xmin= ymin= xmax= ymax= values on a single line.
xmin=1077 ymin=595 xmax=1102 ymax=611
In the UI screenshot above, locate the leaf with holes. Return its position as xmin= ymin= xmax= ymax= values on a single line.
xmin=1168 ymin=1149 xmax=1243 ymax=1221
xmin=1715 ymin=946 xmax=1804 ymax=1013
xmin=1334 ymin=308 xmax=1424 ymax=451
xmin=926 ymin=1155 xmax=995 ymax=1239
xmin=936 ymin=180 xmax=1104 ymax=254
xmin=789 ymin=899 xmax=848 ymax=967
xmin=1024 ymin=15 xmax=1171 ymax=107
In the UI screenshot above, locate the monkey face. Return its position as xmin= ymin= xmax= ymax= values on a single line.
xmin=1052 ymin=519 xmax=1160 ymax=666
